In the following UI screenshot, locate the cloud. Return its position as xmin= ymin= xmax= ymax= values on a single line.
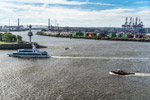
xmin=0 ymin=0 xmax=149 ymax=27
xmin=0 ymin=0 xmax=114 ymax=6
xmin=136 ymin=1 xmax=150 ymax=4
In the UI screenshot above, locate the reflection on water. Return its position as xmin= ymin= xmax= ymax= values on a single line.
xmin=1 ymin=30 xmax=150 ymax=100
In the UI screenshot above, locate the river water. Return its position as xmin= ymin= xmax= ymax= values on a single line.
xmin=0 ymin=30 xmax=150 ymax=100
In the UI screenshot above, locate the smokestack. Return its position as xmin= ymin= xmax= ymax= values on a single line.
xmin=18 ymin=18 xmax=20 ymax=29
xmin=129 ymin=17 xmax=132 ymax=25
xmin=125 ymin=17 xmax=128 ymax=25
xmin=18 ymin=18 xmax=19 ymax=27
xmin=48 ymin=18 xmax=50 ymax=30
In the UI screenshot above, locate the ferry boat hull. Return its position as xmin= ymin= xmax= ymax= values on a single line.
xmin=8 ymin=53 xmax=50 ymax=58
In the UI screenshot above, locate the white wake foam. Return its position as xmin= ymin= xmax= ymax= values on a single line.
xmin=109 ymin=72 xmax=118 ymax=75
xmin=52 ymin=56 xmax=150 ymax=60
xmin=133 ymin=73 xmax=150 ymax=76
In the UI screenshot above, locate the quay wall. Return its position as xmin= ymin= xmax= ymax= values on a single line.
xmin=0 ymin=43 xmax=46 ymax=50
xmin=0 ymin=44 xmax=32 ymax=50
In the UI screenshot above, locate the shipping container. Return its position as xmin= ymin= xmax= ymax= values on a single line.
xmin=72 ymin=32 xmax=86 ymax=37
xmin=108 ymin=33 xmax=116 ymax=38
xmin=122 ymin=34 xmax=127 ymax=38
xmin=86 ymin=32 xmax=96 ymax=37
xmin=97 ymin=33 xmax=107 ymax=37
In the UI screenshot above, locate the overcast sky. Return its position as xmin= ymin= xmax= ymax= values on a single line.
xmin=0 ymin=0 xmax=150 ymax=27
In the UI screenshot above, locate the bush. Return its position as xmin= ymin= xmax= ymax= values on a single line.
xmin=145 ymin=39 xmax=150 ymax=42
xmin=36 ymin=31 xmax=44 ymax=35
xmin=139 ymin=38 xmax=145 ymax=41
xmin=16 ymin=35 xmax=22 ymax=42
xmin=123 ymin=38 xmax=127 ymax=40
xmin=101 ymin=37 xmax=110 ymax=40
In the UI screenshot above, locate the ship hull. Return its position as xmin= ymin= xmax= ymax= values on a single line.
xmin=110 ymin=71 xmax=134 ymax=75
xmin=8 ymin=54 xmax=50 ymax=58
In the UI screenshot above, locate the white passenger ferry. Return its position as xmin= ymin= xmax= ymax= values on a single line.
xmin=8 ymin=44 xmax=50 ymax=58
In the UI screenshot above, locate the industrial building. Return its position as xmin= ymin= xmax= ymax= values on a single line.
xmin=0 ymin=18 xmax=25 ymax=32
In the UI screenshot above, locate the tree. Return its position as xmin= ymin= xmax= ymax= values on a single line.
xmin=0 ymin=33 xmax=3 ymax=41
xmin=2 ymin=33 xmax=17 ymax=42
xmin=16 ymin=35 xmax=22 ymax=42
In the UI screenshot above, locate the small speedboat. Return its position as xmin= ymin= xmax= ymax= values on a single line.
xmin=110 ymin=69 xmax=134 ymax=75
xmin=65 ymin=48 xmax=69 ymax=50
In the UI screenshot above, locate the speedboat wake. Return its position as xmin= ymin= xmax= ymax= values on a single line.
xmin=109 ymin=72 xmax=150 ymax=77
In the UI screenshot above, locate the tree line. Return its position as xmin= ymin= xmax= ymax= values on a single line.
xmin=0 ymin=33 xmax=22 ymax=42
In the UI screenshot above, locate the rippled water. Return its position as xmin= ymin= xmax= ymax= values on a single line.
xmin=1 ymin=30 xmax=150 ymax=100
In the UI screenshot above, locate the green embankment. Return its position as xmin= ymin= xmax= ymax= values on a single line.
xmin=36 ymin=31 xmax=150 ymax=42
xmin=0 ymin=42 xmax=17 ymax=44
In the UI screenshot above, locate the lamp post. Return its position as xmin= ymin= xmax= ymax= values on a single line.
xmin=28 ymin=25 xmax=33 ymax=42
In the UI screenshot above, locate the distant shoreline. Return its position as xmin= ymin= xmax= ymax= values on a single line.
xmin=36 ymin=32 xmax=150 ymax=42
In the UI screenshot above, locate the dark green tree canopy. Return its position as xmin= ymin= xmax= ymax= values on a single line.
xmin=0 ymin=33 xmax=3 ymax=41
xmin=0 ymin=32 xmax=22 ymax=42
xmin=16 ymin=35 xmax=22 ymax=42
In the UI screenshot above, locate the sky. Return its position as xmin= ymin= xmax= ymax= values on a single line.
xmin=0 ymin=0 xmax=150 ymax=27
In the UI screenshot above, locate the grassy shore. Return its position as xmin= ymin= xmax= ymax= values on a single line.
xmin=0 ymin=41 xmax=17 ymax=44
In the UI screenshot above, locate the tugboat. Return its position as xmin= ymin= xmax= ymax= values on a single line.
xmin=8 ymin=44 xmax=50 ymax=58
xmin=110 ymin=69 xmax=134 ymax=75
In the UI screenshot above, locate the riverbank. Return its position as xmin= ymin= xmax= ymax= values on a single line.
xmin=36 ymin=32 xmax=150 ymax=42
xmin=0 ymin=41 xmax=17 ymax=44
